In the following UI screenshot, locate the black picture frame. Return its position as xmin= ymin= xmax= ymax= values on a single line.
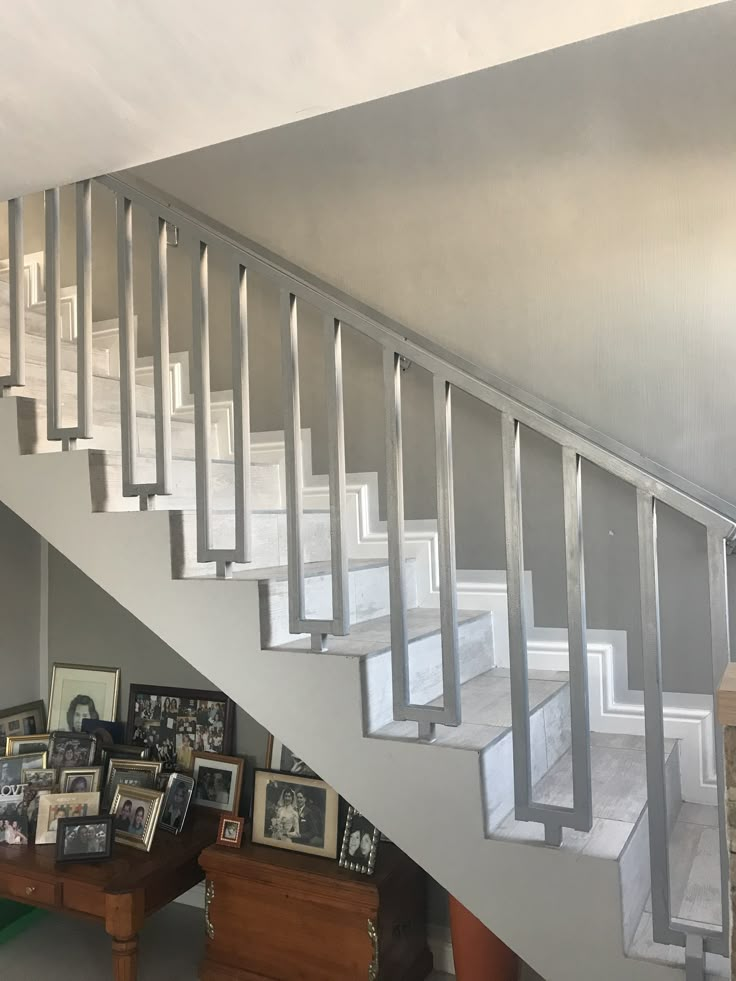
xmin=126 ymin=684 xmax=235 ymax=768
xmin=48 ymin=731 xmax=98 ymax=769
xmin=55 ymin=815 xmax=114 ymax=863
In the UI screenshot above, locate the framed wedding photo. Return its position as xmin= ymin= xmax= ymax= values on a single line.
xmin=35 ymin=792 xmax=100 ymax=845
xmin=110 ymin=786 xmax=163 ymax=852
xmin=251 ymin=771 xmax=339 ymax=860
xmin=127 ymin=684 xmax=235 ymax=768
xmin=48 ymin=663 xmax=120 ymax=733
xmin=56 ymin=816 xmax=113 ymax=863
xmin=266 ymin=735 xmax=319 ymax=779
xmin=159 ymin=773 xmax=195 ymax=834
xmin=217 ymin=814 xmax=245 ymax=849
xmin=0 ymin=700 xmax=47 ymax=755
xmin=339 ymin=807 xmax=381 ymax=875
xmin=48 ymin=731 xmax=98 ymax=769
xmin=192 ymin=753 xmax=243 ymax=815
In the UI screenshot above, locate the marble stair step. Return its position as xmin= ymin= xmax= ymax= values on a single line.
xmin=89 ymin=449 xmax=282 ymax=512
xmin=0 ymin=316 xmax=110 ymax=375
xmin=272 ymin=607 xmax=495 ymax=733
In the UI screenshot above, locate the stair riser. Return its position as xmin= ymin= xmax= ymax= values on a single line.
xmin=0 ymin=321 xmax=110 ymax=376
xmin=90 ymin=457 xmax=282 ymax=512
xmin=259 ymin=560 xmax=419 ymax=647
xmin=172 ymin=510 xmax=334 ymax=575
xmin=483 ymin=686 xmax=572 ymax=832
xmin=362 ymin=614 xmax=494 ymax=733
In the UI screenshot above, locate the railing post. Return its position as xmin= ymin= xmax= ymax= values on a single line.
xmin=0 ymin=197 xmax=25 ymax=392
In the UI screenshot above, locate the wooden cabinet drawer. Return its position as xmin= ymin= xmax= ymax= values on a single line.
xmin=1 ymin=872 xmax=60 ymax=908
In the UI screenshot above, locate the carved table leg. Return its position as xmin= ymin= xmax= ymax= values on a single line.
xmin=106 ymin=891 xmax=145 ymax=981
xmin=111 ymin=935 xmax=139 ymax=981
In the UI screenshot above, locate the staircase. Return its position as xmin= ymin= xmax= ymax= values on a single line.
xmin=0 ymin=175 xmax=731 ymax=981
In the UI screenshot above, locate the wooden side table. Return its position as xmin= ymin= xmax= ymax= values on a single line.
xmin=200 ymin=838 xmax=433 ymax=980
xmin=0 ymin=816 xmax=218 ymax=980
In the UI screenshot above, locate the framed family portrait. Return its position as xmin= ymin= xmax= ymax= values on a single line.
xmin=104 ymin=760 xmax=162 ymax=810
xmin=0 ymin=700 xmax=47 ymax=755
xmin=192 ymin=753 xmax=243 ymax=815
xmin=266 ymin=735 xmax=319 ymax=778
xmin=159 ymin=773 xmax=195 ymax=834
xmin=251 ymin=771 xmax=339 ymax=859
xmin=48 ymin=663 xmax=120 ymax=734
xmin=35 ymin=792 xmax=100 ymax=845
xmin=127 ymin=684 xmax=235 ymax=768
xmin=48 ymin=732 xmax=98 ymax=769
xmin=0 ymin=752 xmax=48 ymax=788
xmin=339 ymin=807 xmax=380 ymax=875
xmin=0 ymin=790 xmax=29 ymax=845
xmin=56 ymin=816 xmax=113 ymax=863
xmin=217 ymin=814 xmax=245 ymax=849
xmin=59 ymin=767 xmax=103 ymax=794
xmin=111 ymin=786 xmax=163 ymax=852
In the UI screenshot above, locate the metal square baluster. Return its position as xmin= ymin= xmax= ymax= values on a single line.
xmin=192 ymin=240 xmax=214 ymax=567
xmin=116 ymin=194 xmax=139 ymax=491
xmin=0 ymin=197 xmax=25 ymax=392
xmin=76 ymin=179 xmax=93 ymax=439
xmin=45 ymin=188 xmax=62 ymax=442
xmin=325 ymin=316 xmax=349 ymax=637
xmin=232 ymin=262 xmax=251 ymax=565
xmin=151 ymin=214 xmax=172 ymax=495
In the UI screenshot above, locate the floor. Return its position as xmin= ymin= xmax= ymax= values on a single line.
xmin=0 ymin=903 xmax=456 ymax=980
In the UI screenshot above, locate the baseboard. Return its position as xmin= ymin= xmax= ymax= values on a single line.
xmin=175 ymin=880 xmax=207 ymax=909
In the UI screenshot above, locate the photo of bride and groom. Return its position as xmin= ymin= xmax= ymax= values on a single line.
xmin=264 ymin=781 xmax=326 ymax=849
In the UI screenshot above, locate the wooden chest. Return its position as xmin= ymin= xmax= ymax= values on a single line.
xmin=199 ymin=838 xmax=432 ymax=980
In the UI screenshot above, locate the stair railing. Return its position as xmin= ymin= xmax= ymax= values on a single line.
xmin=0 ymin=174 xmax=733 ymax=969
xmin=0 ymin=198 xmax=25 ymax=392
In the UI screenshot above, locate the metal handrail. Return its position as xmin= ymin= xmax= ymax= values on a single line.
xmin=0 ymin=174 xmax=732 ymax=970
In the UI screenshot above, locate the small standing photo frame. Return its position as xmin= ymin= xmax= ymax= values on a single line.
xmin=59 ymin=767 xmax=103 ymax=794
xmin=35 ymin=792 xmax=101 ymax=846
xmin=339 ymin=807 xmax=380 ymax=875
xmin=48 ymin=732 xmax=98 ymax=769
xmin=217 ymin=814 xmax=245 ymax=849
xmin=159 ymin=773 xmax=195 ymax=834
xmin=192 ymin=753 xmax=244 ymax=816
xmin=56 ymin=816 xmax=114 ymax=863
xmin=0 ymin=700 xmax=47 ymax=756
xmin=5 ymin=734 xmax=51 ymax=757
xmin=110 ymin=786 xmax=164 ymax=852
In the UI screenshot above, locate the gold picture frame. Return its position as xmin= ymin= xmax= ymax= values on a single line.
xmin=110 ymin=786 xmax=164 ymax=852
xmin=104 ymin=759 xmax=162 ymax=809
xmin=6 ymin=734 xmax=51 ymax=757
xmin=0 ymin=700 xmax=47 ymax=754
xmin=35 ymin=792 xmax=101 ymax=845
xmin=48 ymin=662 xmax=121 ymax=734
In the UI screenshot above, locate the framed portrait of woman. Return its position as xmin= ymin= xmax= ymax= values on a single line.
xmin=48 ymin=663 xmax=120 ymax=733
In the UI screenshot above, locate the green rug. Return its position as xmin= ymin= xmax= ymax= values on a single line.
xmin=0 ymin=900 xmax=47 ymax=945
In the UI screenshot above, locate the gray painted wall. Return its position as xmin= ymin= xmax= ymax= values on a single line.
xmin=0 ymin=503 xmax=41 ymax=707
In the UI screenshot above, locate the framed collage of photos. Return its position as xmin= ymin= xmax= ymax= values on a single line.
xmin=127 ymin=685 xmax=235 ymax=769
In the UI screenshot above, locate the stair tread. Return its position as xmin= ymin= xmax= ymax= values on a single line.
xmin=269 ymin=606 xmax=489 ymax=659
xmin=492 ymin=734 xmax=679 ymax=858
xmin=371 ymin=666 xmax=568 ymax=751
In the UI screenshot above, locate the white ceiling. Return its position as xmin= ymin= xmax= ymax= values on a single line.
xmin=0 ymin=0 xmax=727 ymax=199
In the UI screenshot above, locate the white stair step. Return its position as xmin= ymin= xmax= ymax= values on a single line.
xmin=0 ymin=314 xmax=110 ymax=376
xmin=89 ymin=450 xmax=282 ymax=512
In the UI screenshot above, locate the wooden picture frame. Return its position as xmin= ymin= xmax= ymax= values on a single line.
xmin=265 ymin=734 xmax=319 ymax=778
xmin=48 ymin=663 xmax=120 ymax=733
xmin=0 ymin=700 xmax=47 ymax=755
xmin=56 ymin=815 xmax=113 ymax=863
xmin=191 ymin=752 xmax=244 ymax=816
xmin=217 ymin=814 xmax=245 ymax=849
xmin=338 ymin=807 xmax=381 ymax=875
xmin=126 ymin=684 xmax=235 ymax=769
xmin=251 ymin=770 xmax=339 ymax=860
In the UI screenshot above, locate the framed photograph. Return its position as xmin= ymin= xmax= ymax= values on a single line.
xmin=6 ymin=734 xmax=51 ymax=757
xmin=48 ymin=731 xmax=98 ymax=769
xmin=23 ymin=769 xmax=57 ymax=791
xmin=0 ymin=791 xmax=29 ymax=844
xmin=127 ymin=684 xmax=235 ymax=769
xmin=0 ymin=752 xmax=48 ymax=788
xmin=56 ymin=815 xmax=113 ymax=863
xmin=217 ymin=814 xmax=245 ymax=849
xmin=48 ymin=663 xmax=120 ymax=734
xmin=104 ymin=760 xmax=162 ymax=810
xmin=159 ymin=773 xmax=195 ymax=834
xmin=35 ymin=792 xmax=100 ymax=845
xmin=192 ymin=753 xmax=243 ymax=816
xmin=110 ymin=786 xmax=163 ymax=852
xmin=100 ymin=744 xmax=151 ymax=771
xmin=59 ymin=767 xmax=103 ymax=794
xmin=0 ymin=700 xmax=47 ymax=755
xmin=339 ymin=807 xmax=380 ymax=875
xmin=251 ymin=771 xmax=339 ymax=859
xmin=266 ymin=735 xmax=319 ymax=779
